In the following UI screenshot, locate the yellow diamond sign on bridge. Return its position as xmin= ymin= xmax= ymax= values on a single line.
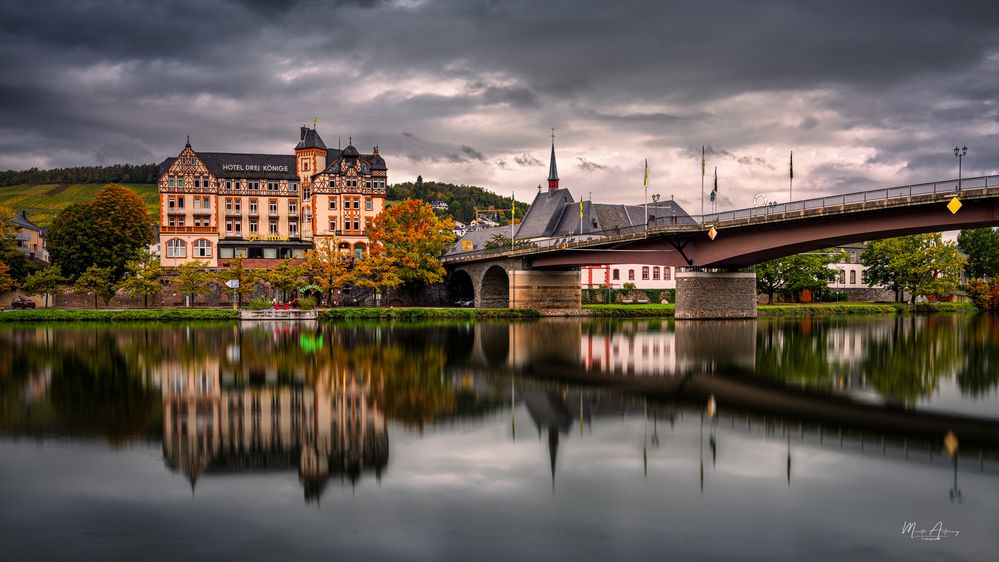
xmin=947 ymin=197 xmax=962 ymax=215
xmin=708 ymin=226 xmax=718 ymax=240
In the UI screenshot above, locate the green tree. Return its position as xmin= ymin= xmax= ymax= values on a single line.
xmin=862 ymin=234 xmax=965 ymax=304
xmin=367 ymin=199 xmax=455 ymax=287
xmin=304 ymin=237 xmax=352 ymax=306
xmin=756 ymin=252 xmax=839 ymax=303
xmin=174 ymin=260 xmax=211 ymax=307
xmin=266 ymin=258 xmax=306 ymax=302
xmin=21 ymin=266 xmax=68 ymax=307
xmin=0 ymin=260 xmax=15 ymax=293
xmin=215 ymin=256 xmax=257 ymax=307
xmin=957 ymin=228 xmax=999 ymax=279
xmin=0 ymin=204 xmax=14 ymax=239
xmin=351 ymin=252 xmax=403 ymax=305
xmin=47 ymin=184 xmax=153 ymax=281
xmin=74 ymin=264 xmax=115 ymax=308
xmin=118 ymin=249 xmax=162 ymax=308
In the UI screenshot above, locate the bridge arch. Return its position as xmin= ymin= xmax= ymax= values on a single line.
xmin=446 ymin=269 xmax=475 ymax=305
xmin=480 ymin=265 xmax=510 ymax=308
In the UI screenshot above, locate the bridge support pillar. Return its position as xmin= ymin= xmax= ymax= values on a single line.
xmin=509 ymin=270 xmax=581 ymax=310
xmin=675 ymin=270 xmax=757 ymax=319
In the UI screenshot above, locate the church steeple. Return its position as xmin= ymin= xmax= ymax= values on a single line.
xmin=548 ymin=128 xmax=559 ymax=191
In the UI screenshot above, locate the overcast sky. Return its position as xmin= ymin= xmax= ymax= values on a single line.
xmin=2 ymin=0 xmax=999 ymax=211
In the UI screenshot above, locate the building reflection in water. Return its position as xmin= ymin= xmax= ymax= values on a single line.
xmin=161 ymin=328 xmax=388 ymax=502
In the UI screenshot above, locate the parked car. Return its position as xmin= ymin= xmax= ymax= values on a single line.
xmin=11 ymin=296 xmax=36 ymax=309
xmin=454 ymin=298 xmax=474 ymax=308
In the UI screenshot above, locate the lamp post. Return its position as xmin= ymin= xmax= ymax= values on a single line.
xmin=954 ymin=146 xmax=968 ymax=192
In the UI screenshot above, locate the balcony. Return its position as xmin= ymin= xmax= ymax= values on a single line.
xmin=224 ymin=209 xmax=242 ymax=216
xmin=160 ymin=226 xmax=215 ymax=234
xmin=248 ymin=208 xmax=259 ymax=216
xmin=268 ymin=209 xmax=280 ymax=217
xmin=166 ymin=207 xmax=186 ymax=215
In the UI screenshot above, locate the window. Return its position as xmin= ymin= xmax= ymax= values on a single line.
xmin=653 ymin=267 xmax=660 ymax=280
xmin=166 ymin=239 xmax=186 ymax=258
xmin=168 ymin=197 xmax=176 ymax=209
xmin=289 ymin=222 xmax=298 ymax=236
xmin=365 ymin=198 xmax=373 ymax=211
xmin=642 ymin=267 xmax=649 ymax=280
xmin=248 ymin=180 xmax=259 ymax=190
xmin=664 ymin=267 xmax=672 ymax=281
xmin=289 ymin=182 xmax=298 ymax=192
xmin=850 ymin=270 xmax=856 ymax=285
xmin=225 ymin=198 xmax=233 ymax=211
xmin=267 ymin=181 xmax=278 ymax=191
xmin=193 ymin=239 xmax=212 ymax=258
xmin=168 ymin=176 xmax=175 ymax=188
xmin=269 ymin=219 xmax=278 ymax=235
xmin=177 ymin=196 xmax=185 ymax=209
xmin=233 ymin=199 xmax=241 ymax=212
xmin=302 ymin=160 xmax=310 ymax=172
xmin=628 ymin=269 xmax=635 ymax=281
xmin=329 ymin=197 xmax=337 ymax=210
xmin=289 ymin=200 xmax=297 ymax=214
xmin=176 ymin=216 xmax=185 ymax=227
xmin=194 ymin=177 xmax=200 ymax=188
xmin=226 ymin=180 xmax=232 ymax=190
xmin=329 ymin=218 xmax=337 ymax=232
xmin=354 ymin=197 xmax=360 ymax=209
xmin=269 ymin=200 xmax=278 ymax=214
xmin=249 ymin=218 xmax=258 ymax=234
xmin=612 ymin=269 xmax=620 ymax=281
xmin=365 ymin=180 xmax=371 ymax=189
xmin=861 ymin=269 xmax=868 ymax=284
xmin=226 ymin=219 xmax=233 ymax=233
xmin=178 ymin=177 xmax=185 ymax=188
xmin=194 ymin=216 xmax=207 ymax=227
xmin=249 ymin=199 xmax=258 ymax=214
xmin=839 ymin=270 xmax=846 ymax=284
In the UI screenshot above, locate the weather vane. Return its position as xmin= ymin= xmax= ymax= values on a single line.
xmin=312 ymin=116 xmax=317 ymax=127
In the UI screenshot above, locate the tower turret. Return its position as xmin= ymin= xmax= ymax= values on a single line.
xmin=548 ymin=129 xmax=559 ymax=191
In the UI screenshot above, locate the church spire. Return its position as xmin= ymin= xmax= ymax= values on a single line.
xmin=548 ymin=128 xmax=559 ymax=191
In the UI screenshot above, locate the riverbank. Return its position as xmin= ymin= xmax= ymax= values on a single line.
xmin=320 ymin=307 xmax=543 ymax=320
xmin=757 ymin=302 xmax=976 ymax=316
xmin=0 ymin=308 xmax=239 ymax=322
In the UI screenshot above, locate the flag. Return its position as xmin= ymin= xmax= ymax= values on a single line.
xmin=790 ymin=151 xmax=794 ymax=180
xmin=644 ymin=159 xmax=649 ymax=188
xmin=579 ymin=199 xmax=584 ymax=222
xmin=701 ymin=145 xmax=706 ymax=177
xmin=710 ymin=167 xmax=717 ymax=202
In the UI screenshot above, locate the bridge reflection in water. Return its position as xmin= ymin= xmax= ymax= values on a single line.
xmin=1 ymin=317 xmax=997 ymax=505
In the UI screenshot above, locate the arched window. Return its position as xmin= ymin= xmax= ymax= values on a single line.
xmin=849 ymin=270 xmax=856 ymax=284
xmin=166 ymin=239 xmax=186 ymax=258
xmin=641 ymin=266 xmax=650 ymax=280
xmin=652 ymin=267 xmax=660 ymax=280
xmin=193 ymin=239 xmax=212 ymax=258
xmin=628 ymin=269 xmax=635 ymax=281
xmin=664 ymin=267 xmax=672 ymax=281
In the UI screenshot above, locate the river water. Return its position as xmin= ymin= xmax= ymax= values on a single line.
xmin=1 ymin=315 xmax=997 ymax=561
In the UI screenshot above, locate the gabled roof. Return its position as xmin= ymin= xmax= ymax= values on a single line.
xmin=446 ymin=225 xmax=510 ymax=255
xmin=515 ymin=188 xmax=575 ymax=239
xmin=12 ymin=210 xmax=42 ymax=232
xmin=159 ymin=152 xmax=298 ymax=180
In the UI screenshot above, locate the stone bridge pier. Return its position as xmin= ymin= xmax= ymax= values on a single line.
xmin=447 ymin=259 xmax=581 ymax=310
xmin=675 ymin=270 xmax=757 ymax=319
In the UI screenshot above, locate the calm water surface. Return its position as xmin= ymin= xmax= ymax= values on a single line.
xmin=1 ymin=315 xmax=998 ymax=561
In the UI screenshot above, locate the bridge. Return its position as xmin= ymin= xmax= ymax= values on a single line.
xmin=445 ymin=175 xmax=999 ymax=317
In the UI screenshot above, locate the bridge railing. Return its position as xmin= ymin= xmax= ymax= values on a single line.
xmin=695 ymin=175 xmax=996 ymax=225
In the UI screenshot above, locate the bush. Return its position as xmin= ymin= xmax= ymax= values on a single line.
xmin=0 ymin=308 xmax=238 ymax=322
xmin=248 ymin=298 xmax=272 ymax=310
xmin=298 ymin=296 xmax=316 ymax=310
xmin=623 ymin=282 xmax=637 ymax=290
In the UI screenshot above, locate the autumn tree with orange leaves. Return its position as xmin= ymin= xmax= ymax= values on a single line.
xmin=366 ymin=200 xmax=455 ymax=287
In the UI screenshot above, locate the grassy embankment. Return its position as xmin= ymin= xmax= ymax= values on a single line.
xmin=0 ymin=183 xmax=158 ymax=227
xmin=0 ymin=308 xmax=238 ymax=322
xmin=582 ymin=302 xmax=976 ymax=317
xmin=320 ymin=307 xmax=542 ymax=320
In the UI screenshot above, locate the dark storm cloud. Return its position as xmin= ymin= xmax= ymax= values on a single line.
xmin=2 ymin=0 xmax=999 ymax=206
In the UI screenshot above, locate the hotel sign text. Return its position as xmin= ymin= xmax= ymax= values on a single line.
xmin=221 ymin=163 xmax=289 ymax=172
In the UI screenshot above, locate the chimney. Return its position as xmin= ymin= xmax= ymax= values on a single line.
xmin=300 ymin=126 xmax=308 ymax=141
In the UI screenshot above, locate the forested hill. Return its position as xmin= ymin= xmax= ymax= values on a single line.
xmin=390 ymin=177 xmax=529 ymax=224
xmin=0 ymin=163 xmax=159 ymax=186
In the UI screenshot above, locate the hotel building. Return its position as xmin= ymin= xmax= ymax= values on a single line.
xmin=157 ymin=125 xmax=388 ymax=267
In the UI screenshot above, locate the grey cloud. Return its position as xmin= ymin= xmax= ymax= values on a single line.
xmin=577 ymin=158 xmax=607 ymax=172
xmin=514 ymin=153 xmax=543 ymax=167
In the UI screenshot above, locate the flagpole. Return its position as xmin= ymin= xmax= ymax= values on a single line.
xmin=789 ymin=150 xmax=793 ymax=202
xmin=700 ymin=145 xmax=705 ymax=219
xmin=511 ymin=191 xmax=515 ymax=249
xmin=644 ymin=158 xmax=649 ymax=232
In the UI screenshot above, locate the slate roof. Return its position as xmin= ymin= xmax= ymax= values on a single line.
xmin=11 ymin=210 xmax=42 ymax=232
xmin=295 ymin=127 xmax=327 ymax=150
xmin=159 ymin=152 xmax=298 ymax=180
xmin=548 ymin=143 xmax=559 ymax=181
xmin=446 ymin=225 xmax=511 ymax=255
xmin=514 ymin=188 xmax=575 ymax=239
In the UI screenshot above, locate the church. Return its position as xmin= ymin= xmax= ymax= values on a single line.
xmin=157 ymin=124 xmax=387 ymax=267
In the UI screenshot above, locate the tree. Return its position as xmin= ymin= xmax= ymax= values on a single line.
xmin=47 ymin=184 xmax=153 ymax=281
xmin=214 ymin=256 xmax=257 ymax=307
xmin=0 ymin=204 xmax=14 ymax=239
xmin=0 ymin=260 xmax=15 ymax=293
xmin=174 ymin=260 xmax=211 ymax=307
xmin=74 ymin=265 xmax=115 ymax=308
xmin=367 ymin=199 xmax=455 ymax=287
xmin=957 ymin=228 xmax=999 ymax=279
xmin=304 ymin=237 xmax=352 ymax=306
xmin=483 ymin=232 xmax=533 ymax=250
xmin=21 ymin=266 xmax=68 ymax=307
xmin=862 ymin=234 xmax=965 ymax=304
xmin=0 ymin=204 xmax=34 ymax=282
xmin=756 ymin=252 xmax=839 ymax=304
xmin=351 ymin=252 xmax=403 ymax=305
xmin=266 ymin=258 xmax=306 ymax=302
xmin=118 ymin=249 xmax=162 ymax=308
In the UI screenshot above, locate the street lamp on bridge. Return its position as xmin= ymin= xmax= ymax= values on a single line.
xmin=954 ymin=146 xmax=968 ymax=192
